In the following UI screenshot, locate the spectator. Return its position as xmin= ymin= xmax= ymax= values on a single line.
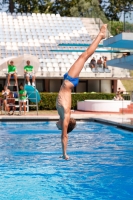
xmin=103 ymin=56 xmax=108 ymax=70
xmin=5 ymin=92 xmax=16 ymax=115
xmin=19 ymin=84 xmax=27 ymax=115
xmin=19 ymin=83 xmax=24 ymax=91
xmin=97 ymin=57 xmax=103 ymax=68
xmin=24 ymin=60 xmax=35 ymax=87
xmin=113 ymin=92 xmax=124 ymax=100
xmin=2 ymin=85 xmax=10 ymax=110
xmin=89 ymin=57 xmax=96 ymax=69
xmin=7 ymin=61 xmax=17 ymax=86
xmin=117 ymin=87 xmax=123 ymax=94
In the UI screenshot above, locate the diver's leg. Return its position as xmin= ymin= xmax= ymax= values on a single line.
xmin=68 ymin=24 xmax=107 ymax=78
xmin=7 ymin=74 xmax=11 ymax=86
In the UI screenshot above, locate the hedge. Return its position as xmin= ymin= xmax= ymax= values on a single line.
xmin=30 ymin=92 xmax=116 ymax=110
xmin=1 ymin=92 xmax=130 ymax=110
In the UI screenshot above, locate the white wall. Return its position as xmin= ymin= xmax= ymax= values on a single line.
xmin=101 ymin=80 xmax=111 ymax=93
xmin=77 ymin=100 xmax=131 ymax=112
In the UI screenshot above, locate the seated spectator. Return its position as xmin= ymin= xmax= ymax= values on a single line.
xmin=113 ymin=92 xmax=124 ymax=101
xmin=19 ymin=84 xmax=27 ymax=115
xmin=97 ymin=57 xmax=103 ymax=68
xmin=5 ymin=92 xmax=16 ymax=115
xmin=89 ymin=57 xmax=96 ymax=69
xmin=2 ymin=85 xmax=10 ymax=110
xmin=7 ymin=61 xmax=17 ymax=86
xmin=24 ymin=60 xmax=35 ymax=87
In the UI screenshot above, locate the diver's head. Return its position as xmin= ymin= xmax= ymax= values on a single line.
xmin=67 ymin=118 xmax=76 ymax=133
xmin=56 ymin=118 xmax=76 ymax=133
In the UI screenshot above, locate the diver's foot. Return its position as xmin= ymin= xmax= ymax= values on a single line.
xmin=60 ymin=154 xmax=69 ymax=160
xmin=99 ymin=24 xmax=107 ymax=39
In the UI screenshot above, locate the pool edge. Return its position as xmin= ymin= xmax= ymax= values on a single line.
xmin=89 ymin=118 xmax=133 ymax=132
xmin=0 ymin=116 xmax=133 ymax=132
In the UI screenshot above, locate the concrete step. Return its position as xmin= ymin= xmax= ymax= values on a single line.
xmin=120 ymin=108 xmax=133 ymax=113
xmin=128 ymin=104 xmax=133 ymax=109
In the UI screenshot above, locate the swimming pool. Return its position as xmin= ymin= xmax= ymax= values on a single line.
xmin=0 ymin=121 xmax=133 ymax=200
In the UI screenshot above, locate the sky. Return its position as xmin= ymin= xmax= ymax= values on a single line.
xmin=120 ymin=11 xmax=133 ymax=23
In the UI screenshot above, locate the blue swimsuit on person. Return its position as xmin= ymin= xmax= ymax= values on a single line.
xmin=64 ymin=73 xmax=79 ymax=87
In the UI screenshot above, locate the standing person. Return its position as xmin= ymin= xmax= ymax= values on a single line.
xmin=7 ymin=61 xmax=17 ymax=86
xmin=19 ymin=84 xmax=27 ymax=115
xmin=5 ymin=92 xmax=16 ymax=115
xmin=103 ymin=56 xmax=108 ymax=70
xmin=24 ymin=60 xmax=35 ymax=87
xmin=56 ymin=24 xmax=107 ymax=160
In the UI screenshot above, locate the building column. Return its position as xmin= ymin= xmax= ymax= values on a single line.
xmin=113 ymin=80 xmax=117 ymax=93
xmin=45 ymin=79 xmax=50 ymax=92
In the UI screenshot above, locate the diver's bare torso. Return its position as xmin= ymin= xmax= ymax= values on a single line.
xmin=56 ymin=80 xmax=73 ymax=120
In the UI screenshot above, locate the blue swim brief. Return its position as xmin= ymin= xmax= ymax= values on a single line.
xmin=64 ymin=73 xmax=79 ymax=87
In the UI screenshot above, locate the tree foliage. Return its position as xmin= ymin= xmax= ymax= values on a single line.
xmin=0 ymin=0 xmax=53 ymax=13
xmin=101 ymin=0 xmax=133 ymax=21
xmin=15 ymin=0 xmax=54 ymax=13
xmin=0 ymin=0 xmax=107 ymax=19
xmin=109 ymin=21 xmax=123 ymax=35
xmin=51 ymin=0 xmax=74 ymax=16
xmin=1 ymin=0 xmax=133 ymax=21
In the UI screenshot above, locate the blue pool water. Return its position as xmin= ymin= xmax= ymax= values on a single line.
xmin=0 ymin=121 xmax=133 ymax=200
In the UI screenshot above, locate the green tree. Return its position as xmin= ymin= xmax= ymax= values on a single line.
xmin=70 ymin=0 xmax=108 ymax=21
xmin=0 ymin=0 xmax=53 ymax=13
xmin=52 ymin=0 xmax=108 ymax=24
xmin=51 ymin=0 xmax=75 ymax=16
xmin=69 ymin=0 xmax=90 ymax=17
xmin=14 ymin=0 xmax=53 ymax=13
xmin=109 ymin=21 xmax=123 ymax=35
